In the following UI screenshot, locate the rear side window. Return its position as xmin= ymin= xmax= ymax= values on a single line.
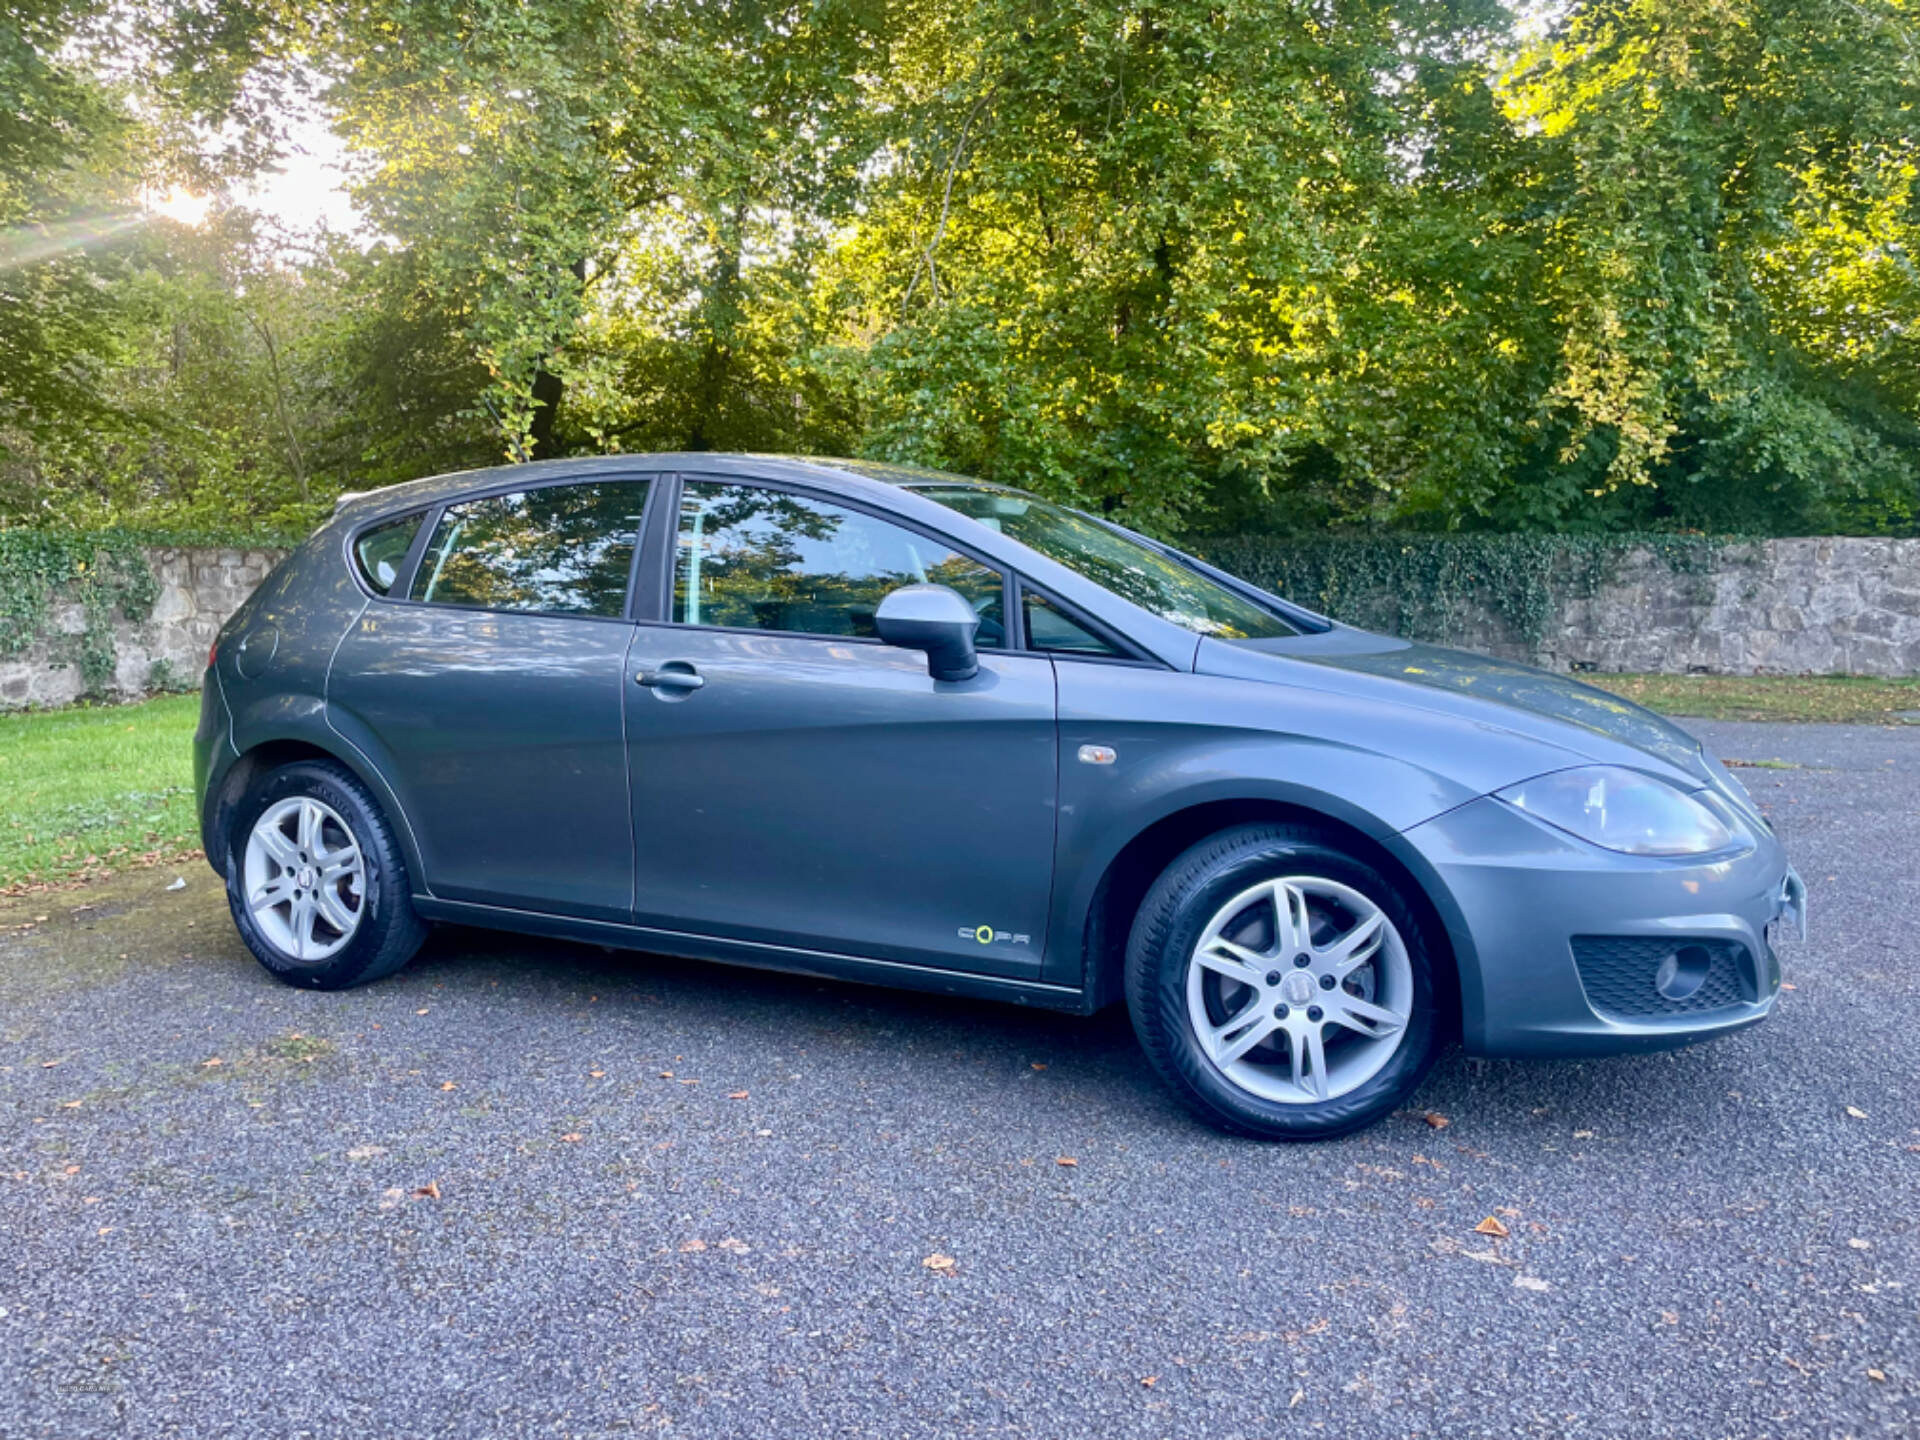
xmin=410 ymin=479 xmax=652 ymax=617
xmin=353 ymin=513 xmax=423 ymax=595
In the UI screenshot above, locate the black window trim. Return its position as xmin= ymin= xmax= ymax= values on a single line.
xmin=342 ymin=468 xmax=663 ymax=623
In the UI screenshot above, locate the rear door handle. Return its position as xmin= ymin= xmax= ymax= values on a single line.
xmin=636 ymin=663 xmax=704 ymax=691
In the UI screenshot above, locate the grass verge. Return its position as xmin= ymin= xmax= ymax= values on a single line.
xmin=0 ymin=693 xmax=202 ymax=891
xmin=1586 ymin=673 xmax=1920 ymax=724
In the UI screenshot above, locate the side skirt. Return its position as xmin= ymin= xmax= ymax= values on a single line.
xmin=410 ymin=897 xmax=1097 ymax=1015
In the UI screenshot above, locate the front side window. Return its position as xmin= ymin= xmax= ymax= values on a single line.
xmin=410 ymin=479 xmax=651 ymax=617
xmin=916 ymin=485 xmax=1296 ymax=641
xmin=1024 ymin=590 xmax=1119 ymax=657
xmin=353 ymin=512 xmax=423 ymax=595
xmin=674 ymin=480 xmax=1005 ymax=645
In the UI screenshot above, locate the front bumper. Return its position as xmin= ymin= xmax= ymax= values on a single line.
xmin=1401 ymin=796 xmax=1800 ymax=1058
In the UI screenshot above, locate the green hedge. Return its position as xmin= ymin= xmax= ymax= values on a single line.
xmin=1189 ymin=533 xmax=1743 ymax=649
xmin=0 ymin=526 xmax=299 ymax=697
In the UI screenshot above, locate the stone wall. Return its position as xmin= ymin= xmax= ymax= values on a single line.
xmin=0 ymin=547 xmax=286 ymax=710
xmin=2 ymin=536 xmax=1919 ymax=710
xmin=1436 ymin=538 xmax=1920 ymax=676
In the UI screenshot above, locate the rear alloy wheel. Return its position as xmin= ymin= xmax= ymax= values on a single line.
xmin=242 ymin=797 xmax=367 ymax=962
xmin=225 ymin=759 xmax=427 ymax=990
xmin=1127 ymin=824 xmax=1443 ymax=1140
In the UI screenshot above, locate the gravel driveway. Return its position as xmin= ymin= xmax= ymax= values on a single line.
xmin=2 ymin=720 xmax=1914 ymax=1438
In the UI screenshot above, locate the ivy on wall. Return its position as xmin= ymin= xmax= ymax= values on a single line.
xmin=0 ymin=526 xmax=300 ymax=698
xmin=1192 ymin=534 xmax=1744 ymax=651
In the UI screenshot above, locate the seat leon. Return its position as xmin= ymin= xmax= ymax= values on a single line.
xmin=194 ymin=454 xmax=1805 ymax=1139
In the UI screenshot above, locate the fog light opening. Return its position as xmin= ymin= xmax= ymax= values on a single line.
xmin=1653 ymin=945 xmax=1712 ymax=1002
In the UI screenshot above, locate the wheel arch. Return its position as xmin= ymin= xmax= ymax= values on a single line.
xmin=1076 ymin=797 xmax=1472 ymax=1030
xmin=204 ymin=733 xmax=427 ymax=892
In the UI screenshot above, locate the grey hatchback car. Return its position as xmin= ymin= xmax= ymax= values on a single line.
xmin=195 ymin=454 xmax=1806 ymax=1139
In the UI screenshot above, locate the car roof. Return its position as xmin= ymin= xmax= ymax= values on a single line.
xmin=332 ymin=453 xmax=1008 ymax=521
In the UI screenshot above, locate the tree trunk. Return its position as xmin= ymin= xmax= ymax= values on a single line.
xmin=686 ymin=202 xmax=748 ymax=452
xmin=527 ymin=258 xmax=589 ymax=461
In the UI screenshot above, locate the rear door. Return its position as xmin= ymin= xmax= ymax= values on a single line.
xmin=329 ymin=475 xmax=653 ymax=922
xmin=622 ymin=475 xmax=1058 ymax=974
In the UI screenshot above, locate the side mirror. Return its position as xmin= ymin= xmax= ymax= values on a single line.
xmin=874 ymin=584 xmax=980 ymax=682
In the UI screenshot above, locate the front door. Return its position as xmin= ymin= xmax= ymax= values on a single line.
xmin=329 ymin=476 xmax=653 ymax=922
xmin=623 ymin=477 xmax=1057 ymax=973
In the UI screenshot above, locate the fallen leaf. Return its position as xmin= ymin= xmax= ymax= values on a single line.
xmin=679 ymin=1238 xmax=707 ymax=1252
xmin=439 ymin=1081 xmax=457 ymax=1092
xmin=727 ymin=1090 xmax=749 ymax=1100
xmin=346 ymin=1145 xmax=386 ymax=1161
xmin=659 ymin=1071 xmax=674 ymax=1078
xmin=1140 ymin=1376 xmax=1157 ymax=1389
xmin=60 ymin=1100 xmax=82 ymax=1109
xmin=199 ymin=1057 xmax=222 ymax=1069
xmin=1474 ymin=1216 xmax=1510 ymax=1238
xmin=1514 ymin=1275 xmax=1551 ymax=1292
xmin=1868 ymin=1368 xmax=1887 ymax=1383
xmin=1847 ymin=1238 xmax=1872 ymax=1250
xmin=1780 ymin=982 xmax=1797 ymax=991
xmin=560 ymin=1133 xmax=583 ymax=1143
xmin=415 ymin=1008 xmax=429 ymax=1016
xmin=40 ymin=1060 xmax=61 ymax=1069
xmin=589 ymin=1070 xmax=605 ymax=1079
xmin=63 ymin=1165 xmax=80 ymax=1175
xmin=1661 ymin=1311 xmax=1679 ymax=1325
xmin=1423 ymin=1112 xmax=1450 ymax=1130
xmin=1573 ymin=1129 xmax=1595 ymax=1139
xmin=1289 ymin=1389 xmax=1304 ymax=1408
xmin=1031 ymin=1063 xmax=1048 ymax=1071
xmin=1056 ymin=1156 xmax=1078 ymax=1167
xmin=1845 ymin=1106 xmax=1867 ymax=1119
xmin=717 ymin=1237 xmax=750 ymax=1254
xmin=412 ymin=1180 xmax=441 ymax=1200
xmin=922 ymin=1253 xmax=957 ymax=1274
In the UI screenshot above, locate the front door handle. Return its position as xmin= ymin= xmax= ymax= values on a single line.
xmin=635 ymin=663 xmax=705 ymax=692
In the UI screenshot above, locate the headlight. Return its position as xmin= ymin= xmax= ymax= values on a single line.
xmin=1497 ymin=766 xmax=1735 ymax=856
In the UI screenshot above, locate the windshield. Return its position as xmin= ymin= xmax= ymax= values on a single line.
xmin=914 ymin=486 xmax=1297 ymax=641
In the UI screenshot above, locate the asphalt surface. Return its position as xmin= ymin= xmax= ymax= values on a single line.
xmin=2 ymin=719 xmax=1915 ymax=1439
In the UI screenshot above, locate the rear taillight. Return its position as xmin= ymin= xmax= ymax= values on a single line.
xmin=208 ymin=640 xmax=218 ymax=670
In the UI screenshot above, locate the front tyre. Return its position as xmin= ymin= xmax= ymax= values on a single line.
xmin=225 ymin=759 xmax=427 ymax=990
xmin=1125 ymin=824 xmax=1442 ymax=1141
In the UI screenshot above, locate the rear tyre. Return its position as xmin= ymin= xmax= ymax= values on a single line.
xmin=1125 ymin=824 xmax=1442 ymax=1140
xmin=225 ymin=759 xmax=427 ymax=990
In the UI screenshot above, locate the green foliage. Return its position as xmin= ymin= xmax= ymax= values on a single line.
xmin=2 ymin=0 xmax=1917 ymax=538
xmin=1194 ymin=533 xmax=1742 ymax=650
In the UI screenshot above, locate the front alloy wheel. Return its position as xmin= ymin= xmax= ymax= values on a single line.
xmin=1187 ymin=876 xmax=1413 ymax=1105
xmin=1127 ymin=824 xmax=1443 ymax=1140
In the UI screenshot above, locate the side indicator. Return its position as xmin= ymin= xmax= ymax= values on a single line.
xmin=1077 ymin=744 xmax=1117 ymax=766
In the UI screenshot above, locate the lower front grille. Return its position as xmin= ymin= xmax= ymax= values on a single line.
xmin=1571 ymin=936 xmax=1755 ymax=1020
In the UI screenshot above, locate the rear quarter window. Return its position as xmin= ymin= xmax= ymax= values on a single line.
xmin=353 ymin=513 xmax=424 ymax=595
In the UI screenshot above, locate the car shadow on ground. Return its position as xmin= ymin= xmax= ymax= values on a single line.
xmin=385 ymin=919 xmax=1766 ymax=1149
